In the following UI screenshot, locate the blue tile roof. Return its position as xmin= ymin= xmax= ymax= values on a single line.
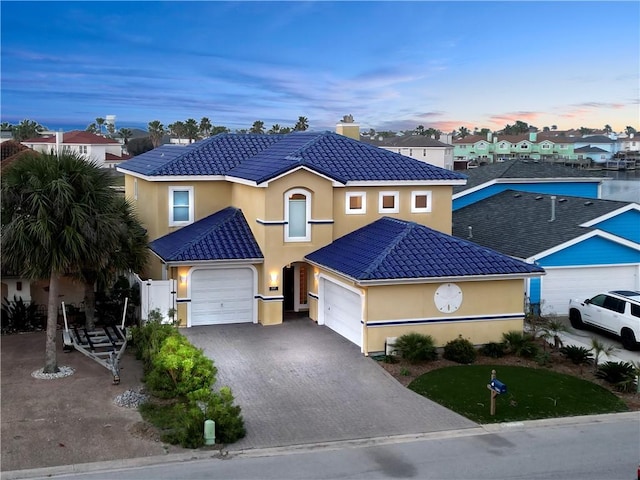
xmin=305 ymin=217 xmax=544 ymax=281
xmin=150 ymin=207 xmax=263 ymax=262
xmin=119 ymin=132 xmax=466 ymax=184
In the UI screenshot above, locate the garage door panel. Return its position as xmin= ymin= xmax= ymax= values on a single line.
xmin=322 ymin=279 xmax=362 ymax=347
xmin=541 ymin=265 xmax=637 ymax=315
xmin=191 ymin=268 xmax=254 ymax=326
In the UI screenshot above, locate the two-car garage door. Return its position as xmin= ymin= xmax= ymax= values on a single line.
xmin=321 ymin=278 xmax=362 ymax=347
xmin=541 ymin=265 xmax=638 ymax=315
xmin=190 ymin=268 xmax=254 ymax=326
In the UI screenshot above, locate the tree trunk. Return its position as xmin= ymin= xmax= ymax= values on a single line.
xmin=84 ymin=279 xmax=97 ymax=331
xmin=44 ymin=272 xmax=60 ymax=374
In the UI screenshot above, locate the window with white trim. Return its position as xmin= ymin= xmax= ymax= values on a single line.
xmin=169 ymin=186 xmax=194 ymax=226
xmin=285 ymin=188 xmax=311 ymax=242
xmin=346 ymin=191 xmax=366 ymax=214
xmin=411 ymin=191 xmax=432 ymax=213
xmin=378 ymin=191 xmax=399 ymax=213
xmin=541 ymin=143 xmax=551 ymax=149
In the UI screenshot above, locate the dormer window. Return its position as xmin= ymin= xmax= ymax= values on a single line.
xmin=285 ymin=188 xmax=311 ymax=242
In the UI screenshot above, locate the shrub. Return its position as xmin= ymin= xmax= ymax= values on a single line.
xmin=205 ymin=387 xmax=246 ymax=444
xmin=443 ymin=335 xmax=477 ymax=364
xmin=140 ymin=400 xmax=205 ymax=449
xmin=130 ymin=315 xmax=178 ymax=370
xmin=146 ymin=334 xmax=217 ymax=400
xmin=392 ymin=333 xmax=438 ymax=363
xmin=559 ymin=345 xmax=594 ymax=366
xmin=535 ymin=351 xmax=552 ymax=367
xmin=1 ymin=296 xmax=40 ymax=334
xmin=501 ymin=331 xmax=539 ymax=358
xmin=480 ymin=342 xmax=506 ymax=358
xmin=596 ymin=361 xmax=638 ymax=393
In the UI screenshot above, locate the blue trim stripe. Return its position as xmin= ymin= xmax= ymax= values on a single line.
xmin=255 ymin=294 xmax=284 ymax=301
xmin=308 ymin=292 xmax=319 ymax=300
xmin=256 ymin=219 xmax=286 ymax=225
xmin=308 ymin=220 xmax=334 ymax=224
xmin=367 ymin=314 xmax=522 ymax=327
xmin=176 ymin=299 xmax=191 ymax=303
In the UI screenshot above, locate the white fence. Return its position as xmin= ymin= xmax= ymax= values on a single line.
xmin=130 ymin=273 xmax=177 ymax=324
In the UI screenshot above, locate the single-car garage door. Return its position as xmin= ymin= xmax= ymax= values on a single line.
xmin=321 ymin=278 xmax=362 ymax=347
xmin=190 ymin=268 xmax=254 ymax=326
xmin=541 ymin=265 xmax=638 ymax=315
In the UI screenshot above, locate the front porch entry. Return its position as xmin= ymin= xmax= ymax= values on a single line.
xmin=282 ymin=262 xmax=310 ymax=319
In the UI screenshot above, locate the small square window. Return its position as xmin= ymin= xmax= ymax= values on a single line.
xmin=411 ymin=191 xmax=432 ymax=213
xmin=346 ymin=192 xmax=366 ymax=214
xmin=379 ymin=191 xmax=399 ymax=213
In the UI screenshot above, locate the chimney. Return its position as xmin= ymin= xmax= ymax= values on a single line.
xmin=335 ymin=114 xmax=360 ymax=140
xmin=56 ymin=129 xmax=64 ymax=156
xmin=487 ymin=132 xmax=492 ymax=142
xmin=529 ymin=132 xmax=537 ymax=142
xmin=549 ymin=196 xmax=556 ymax=222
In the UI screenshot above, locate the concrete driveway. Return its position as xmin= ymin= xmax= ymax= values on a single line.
xmin=182 ymin=319 xmax=476 ymax=450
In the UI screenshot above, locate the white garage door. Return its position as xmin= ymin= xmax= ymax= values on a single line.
xmin=541 ymin=265 xmax=638 ymax=316
xmin=321 ymin=279 xmax=362 ymax=347
xmin=190 ymin=268 xmax=254 ymax=326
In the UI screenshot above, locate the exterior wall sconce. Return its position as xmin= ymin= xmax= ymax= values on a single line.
xmin=180 ymin=274 xmax=187 ymax=285
xmin=269 ymin=271 xmax=279 ymax=291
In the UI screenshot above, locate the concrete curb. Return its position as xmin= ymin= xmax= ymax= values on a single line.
xmin=3 ymin=411 xmax=638 ymax=480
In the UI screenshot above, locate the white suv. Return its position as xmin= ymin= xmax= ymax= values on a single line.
xmin=569 ymin=290 xmax=640 ymax=350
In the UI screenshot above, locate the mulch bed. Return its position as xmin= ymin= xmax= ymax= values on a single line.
xmin=377 ymin=345 xmax=640 ymax=412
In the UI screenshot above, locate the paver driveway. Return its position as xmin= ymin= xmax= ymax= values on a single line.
xmin=182 ymin=319 xmax=476 ymax=450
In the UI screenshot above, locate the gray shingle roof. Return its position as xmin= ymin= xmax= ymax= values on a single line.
xmin=453 ymin=159 xmax=609 ymax=194
xmin=452 ymin=190 xmax=631 ymax=258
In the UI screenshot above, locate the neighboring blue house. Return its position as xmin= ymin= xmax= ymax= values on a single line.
xmin=452 ymin=190 xmax=640 ymax=315
xmin=452 ymin=159 xmax=611 ymax=211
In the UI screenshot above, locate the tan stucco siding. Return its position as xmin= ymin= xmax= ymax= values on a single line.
xmin=366 ymin=280 xmax=525 ymax=321
xmin=365 ymin=319 xmax=524 ymax=354
xmin=124 ymin=176 xmax=162 ymax=241
xmin=332 ymin=185 xmax=453 ymax=238
xmin=231 ymin=183 xmax=267 ymax=247
xmin=363 ymin=279 xmax=526 ymax=353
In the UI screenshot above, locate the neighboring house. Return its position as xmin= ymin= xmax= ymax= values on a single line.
xmin=360 ymin=134 xmax=454 ymax=170
xmin=619 ymin=133 xmax=639 ymax=153
xmin=452 ymin=159 xmax=611 ymax=210
xmin=452 ymin=190 xmax=640 ymax=315
xmin=117 ymin=131 xmax=543 ymax=354
xmin=573 ymin=135 xmax=617 ymax=164
xmin=21 ymin=130 xmax=131 ymax=168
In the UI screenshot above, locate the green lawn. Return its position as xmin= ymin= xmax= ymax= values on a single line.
xmin=408 ymin=365 xmax=628 ymax=424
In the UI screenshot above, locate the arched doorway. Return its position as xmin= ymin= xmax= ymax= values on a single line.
xmin=282 ymin=262 xmax=310 ymax=320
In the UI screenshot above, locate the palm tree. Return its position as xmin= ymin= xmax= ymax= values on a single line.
xmin=78 ymin=197 xmax=148 ymax=330
xmin=96 ymin=117 xmax=105 ymax=134
xmin=625 ymin=126 xmax=637 ymax=135
xmin=148 ymin=120 xmax=165 ymax=148
xmin=294 ymin=116 xmax=309 ymax=131
xmin=12 ymin=119 xmax=45 ymax=141
xmin=199 ymin=117 xmax=212 ymax=138
xmin=86 ymin=123 xmax=99 ymax=134
xmin=268 ymin=124 xmax=281 ymax=134
xmin=603 ymin=124 xmax=612 ymax=134
xmin=590 ymin=338 xmax=616 ymax=373
xmin=279 ymin=127 xmax=292 ymax=134
xmin=457 ymin=126 xmax=470 ymax=139
xmin=184 ymin=118 xmax=200 ymax=143
xmin=118 ymin=128 xmax=133 ymax=145
xmin=168 ymin=121 xmax=186 ymax=143
xmin=415 ymin=125 xmax=425 ymax=135
xmin=250 ymin=121 xmax=265 ymax=134
xmin=1 ymin=152 xmax=123 ymax=373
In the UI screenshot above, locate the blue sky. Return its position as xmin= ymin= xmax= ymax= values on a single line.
xmin=1 ymin=1 xmax=638 ymax=133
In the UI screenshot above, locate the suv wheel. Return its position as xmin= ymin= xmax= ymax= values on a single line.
xmin=569 ymin=310 xmax=583 ymax=329
xmin=621 ymin=329 xmax=638 ymax=351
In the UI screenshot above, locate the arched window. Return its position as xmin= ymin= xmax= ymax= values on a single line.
xmin=285 ymin=188 xmax=311 ymax=242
